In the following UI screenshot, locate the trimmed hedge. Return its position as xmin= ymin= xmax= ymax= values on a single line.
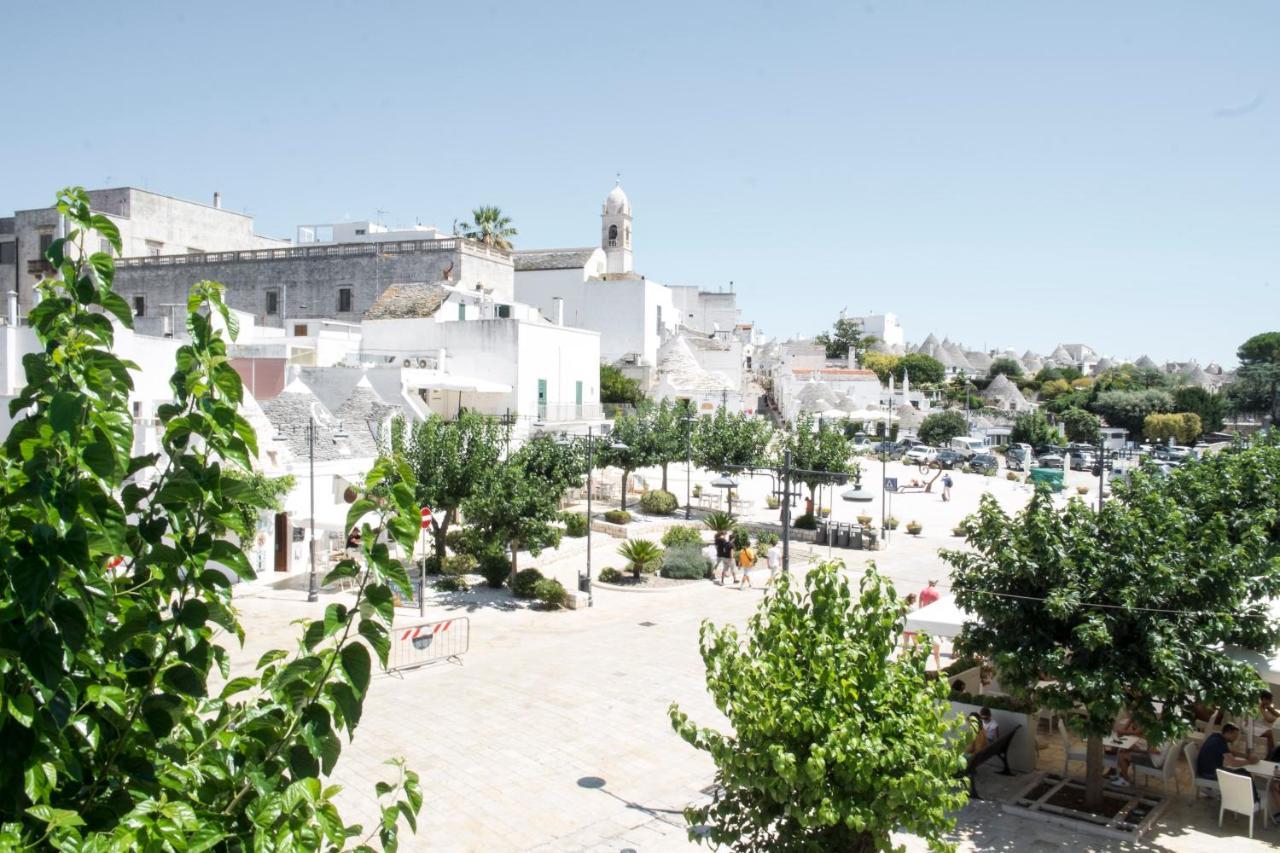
xmin=793 ymin=513 xmax=818 ymax=531
xmin=561 ymin=511 xmax=588 ymax=537
xmin=661 ymin=525 xmax=704 ymax=548
xmin=598 ymin=567 xmax=623 ymax=583
xmin=533 ymin=578 xmax=568 ymax=608
xmin=511 ymin=568 xmax=544 ymax=599
xmin=638 ymin=489 xmax=679 ymax=516
xmin=603 ymin=510 xmax=631 ymax=525
xmin=660 ymin=544 xmax=713 ymax=580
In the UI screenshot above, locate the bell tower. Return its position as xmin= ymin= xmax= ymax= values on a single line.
xmin=601 ymin=177 xmax=633 ymax=275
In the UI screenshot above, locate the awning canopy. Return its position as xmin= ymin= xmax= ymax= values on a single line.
xmin=904 ymin=593 xmax=973 ymax=639
xmin=402 ymin=368 xmax=512 ymax=394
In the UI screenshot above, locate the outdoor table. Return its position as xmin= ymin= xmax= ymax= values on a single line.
xmin=1103 ymin=734 xmax=1141 ymax=751
xmin=1240 ymin=759 xmax=1280 ymax=780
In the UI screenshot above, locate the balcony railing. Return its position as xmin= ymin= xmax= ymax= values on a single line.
xmin=114 ymin=237 xmax=510 ymax=269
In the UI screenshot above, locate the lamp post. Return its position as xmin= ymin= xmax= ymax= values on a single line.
xmin=307 ymin=414 xmax=317 ymax=603
xmin=681 ymin=408 xmax=695 ymax=521
xmin=563 ymin=429 xmax=628 ymax=608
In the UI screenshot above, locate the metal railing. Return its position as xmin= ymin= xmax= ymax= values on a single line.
xmin=388 ymin=617 xmax=470 ymax=672
xmin=115 ymin=237 xmax=510 ymax=269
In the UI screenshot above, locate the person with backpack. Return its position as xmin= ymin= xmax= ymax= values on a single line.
xmin=713 ymin=531 xmax=736 ymax=585
xmin=941 ymin=472 xmax=953 ymax=502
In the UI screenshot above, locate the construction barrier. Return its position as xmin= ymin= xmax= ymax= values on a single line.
xmin=388 ymin=617 xmax=470 ymax=672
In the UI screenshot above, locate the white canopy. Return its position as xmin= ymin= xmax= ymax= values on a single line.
xmin=904 ymin=593 xmax=972 ymax=639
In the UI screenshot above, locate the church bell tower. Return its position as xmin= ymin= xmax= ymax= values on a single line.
xmin=601 ymin=178 xmax=633 ymax=275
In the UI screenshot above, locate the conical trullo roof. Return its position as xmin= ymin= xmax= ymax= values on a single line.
xmin=981 ymin=373 xmax=1030 ymax=411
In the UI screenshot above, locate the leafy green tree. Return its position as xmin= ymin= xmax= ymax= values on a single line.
xmin=648 ymin=399 xmax=691 ymax=492
xmin=512 ymin=433 xmax=586 ymax=496
xmin=0 ymin=189 xmax=420 ymax=848
xmin=457 ymin=205 xmax=517 ymax=249
xmin=617 ymin=538 xmax=664 ymax=580
xmin=1235 ymin=331 xmax=1280 ymax=424
xmin=669 ymin=563 xmax=967 ymax=851
xmin=945 ymin=437 xmax=1280 ymax=808
xmin=600 ymin=406 xmax=662 ymax=511
xmin=860 ymin=351 xmax=900 ymax=384
xmin=780 ymin=413 xmax=854 ymax=502
xmin=1089 ymin=389 xmax=1174 ymax=435
xmin=1009 ymin=409 xmax=1060 ymax=446
xmin=462 ymin=462 xmax=563 ymax=584
xmin=389 ymin=411 xmax=505 ymax=559
xmin=814 ymin=316 xmax=875 ymax=362
xmin=1093 ymin=364 xmax=1168 ymax=392
xmin=691 ymin=408 xmax=774 ymax=473
xmin=600 ymin=363 xmax=644 ymax=406
xmin=1059 ymin=407 xmax=1101 ymax=444
xmin=988 ymin=357 xmax=1023 ymax=380
xmin=1172 ymin=386 xmax=1225 ymax=434
xmin=894 ymin=353 xmax=946 ymax=386
xmin=1143 ymin=412 xmax=1202 ymax=445
xmin=918 ymin=410 xmax=969 ymax=447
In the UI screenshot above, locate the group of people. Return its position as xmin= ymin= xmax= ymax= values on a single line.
xmin=712 ymin=530 xmax=782 ymax=589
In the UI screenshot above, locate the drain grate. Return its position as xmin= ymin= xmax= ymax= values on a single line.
xmin=638 ymin=621 xmax=657 ymax=627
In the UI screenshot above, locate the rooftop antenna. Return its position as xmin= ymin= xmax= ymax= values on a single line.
xmin=375 ymin=208 xmax=389 ymax=227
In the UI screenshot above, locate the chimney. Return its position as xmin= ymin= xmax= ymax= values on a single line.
xmin=552 ymin=297 xmax=564 ymax=326
xmin=213 ymin=192 xmax=222 ymax=209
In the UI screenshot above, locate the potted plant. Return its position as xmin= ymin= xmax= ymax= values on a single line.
xmin=885 ymin=516 xmax=900 ymax=530
xmin=692 ymin=484 xmax=702 ymax=498
xmin=857 ymin=514 xmax=873 ymax=527
xmin=766 ymin=496 xmax=780 ymax=510
xmin=952 ymin=525 xmax=965 ymax=537
xmin=818 ymin=507 xmax=831 ymax=518
xmin=906 ymin=520 xmax=923 ymax=536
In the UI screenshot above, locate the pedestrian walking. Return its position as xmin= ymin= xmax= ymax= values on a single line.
xmin=713 ymin=531 xmax=737 ymax=585
xmin=941 ymin=473 xmax=953 ymax=502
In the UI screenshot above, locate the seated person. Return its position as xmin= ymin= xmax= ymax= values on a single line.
xmin=978 ymin=706 xmax=999 ymax=742
xmin=1255 ymin=690 xmax=1279 ymax=756
xmin=1198 ymin=724 xmax=1280 ymax=820
xmin=963 ymin=713 xmax=989 ymax=765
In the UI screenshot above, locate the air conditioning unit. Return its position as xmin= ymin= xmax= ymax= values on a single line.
xmin=403 ymin=358 xmax=413 ymax=368
xmin=418 ymin=358 xmax=430 ymax=368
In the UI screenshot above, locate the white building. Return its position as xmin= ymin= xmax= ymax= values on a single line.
xmin=853 ymin=313 xmax=904 ymax=351
xmin=513 ymin=182 xmax=743 ymax=374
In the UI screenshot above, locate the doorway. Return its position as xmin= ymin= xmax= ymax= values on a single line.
xmin=274 ymin=512 xmax=290 ymax=572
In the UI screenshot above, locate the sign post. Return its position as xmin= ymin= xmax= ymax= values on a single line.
xmin=419 ymin=506 xmax=432 ymax=617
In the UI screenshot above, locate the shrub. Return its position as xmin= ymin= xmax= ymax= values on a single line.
xmin=857 ymin=514 xmax=873 ymax=526
xmin=704 ymin=511 xmax=735 ymax=534
xmin=561 ymin=511 xmax=588 ymax=537
xmin=512 ymin=568 xmax=544 ymax=598
xmin=618 ymin=538 xmax=663 ymax=579
xmin=818 ymin=507 xmax=831 ymax=518
xmin=732 ymin=526 xmax=752 ymax=550
xmin=1006 ymin=472 xmax=1019 ymax=481
xmin=756 ymin=531 xmax=779 ymax=547
xmin=639 ymin=489 xmax=679 ymax=516
xmin=793 ymin=513 xmax=818 ymax=530
xmin=692 ymin=484 xmax=702 ymax=498
xmin=906 ymin=521 xmax=923 ymax=535
xmin=885 ymin=516 xmax=900 ymax=530
xmin=662 ymin=525 xmax=704 ymax=548
xmin=598 ymin=567 xmax=623 ymax=583
xmin=533 ymin=578 xmax=568 ymax=608
xmin=1076 ymin=485 xmax=1089 ymax=495
xmin=766 ymin=496 xmax=780 ymax=509
xmin=433 ymin=575 xmax=470 ymax=593
xmin=440 ymin=553 xmax=478 ymax=576
xmin=445 ymin=528 xmax=469 ymax=555
xmin=661 ymin=544 xmax=713 ymax=579
xmin=604 ymin=509 xmax=631 ymax=525
xmin=478 ymin=552 xmax=510 ymax=589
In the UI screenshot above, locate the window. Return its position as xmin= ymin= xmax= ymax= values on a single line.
xmin=38 ymin=232 xmax=53 ymax=255
xmin=265 ymin=290 xmax=279 ymax=315
xmin=0 ymin=242 xmax=14 ymax=264
xmin=145 ymin=240 xmax=163 ymax=257
xmin=457 ymin=303 xmax=466 ymax=321
xmin=496 ymin=304 xmax=511 ymax=319
xmin=607 ymin=224 xmax=618 ymax=247
xmin=337 ymin=287 xmax=353 ymax=313
xmin=133 ymin=295 xmax=146 ymax=317
xmin=354 ymin=228 xmax=366 ymax=236
xmin=132 ymin=401 xmax=143 ymax=417
xmin=656 ymin=305 xmax=663 ymax=335
xmin=293 ymin=324 xmax=308 ymax=337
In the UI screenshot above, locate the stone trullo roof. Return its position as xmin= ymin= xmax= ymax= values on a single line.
xmin=364 ymin=283 xmax=449 ymax=320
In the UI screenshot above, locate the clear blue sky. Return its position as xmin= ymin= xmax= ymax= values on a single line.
xmin=3 ymin=1 xmax=1276 ymax=366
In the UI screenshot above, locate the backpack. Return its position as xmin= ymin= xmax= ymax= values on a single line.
xmin=943 ymin=475 xmax=953 ymax=487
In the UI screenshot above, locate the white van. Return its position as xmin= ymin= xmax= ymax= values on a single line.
xmin=949 ymin=436 xmax=986 ymax=458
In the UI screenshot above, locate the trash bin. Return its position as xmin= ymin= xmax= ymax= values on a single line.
xmin=835 ymin=522 xmax=849 ymax=548
xmin=815 ymin=520 xmax=828 ymax=545
xmin=851 ymin=527 xmax=864 ymax=550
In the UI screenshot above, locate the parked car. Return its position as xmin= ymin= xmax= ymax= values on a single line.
xmin=904 ymin=445 xmax=939 ymax=464
xmin=1036 ymin=453 xmax=1065 ymax=469
xmin=935 ymin=449 xmax=966 ymax=469
xmin=872 ymin=441 xmax=904 ymax=458
xmin=1069 ymin=450 xmax=1094 ymax=471
xmin=969 ymin=453 xmax=999 ymax=475
xmin=1006 ymin=444 xmax=1031 ymax=472
xmin=949 ymin=436 xmax=986 ymax=459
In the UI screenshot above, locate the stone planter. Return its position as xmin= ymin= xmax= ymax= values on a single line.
xmin=1004 ymin=773 xmax=1166 ymax=842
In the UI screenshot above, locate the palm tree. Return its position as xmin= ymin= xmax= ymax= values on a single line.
xmin=617 ymin=539 xmax=663 ymax=580
xmin=703 ymin=511 xmax=735 ymax=536
xmin=457 ymin=206 xmax=517 ymax=250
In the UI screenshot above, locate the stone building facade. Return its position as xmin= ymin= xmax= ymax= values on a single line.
xmin=112 ymin=237 xmax=514 ymax=334
xmin=0 ymin=187 xmax=289 ymax=314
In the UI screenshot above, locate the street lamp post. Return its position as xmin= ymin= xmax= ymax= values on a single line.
xmin=307 ymin=415 xmax=317 ymax=603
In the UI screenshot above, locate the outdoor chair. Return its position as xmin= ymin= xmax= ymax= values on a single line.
xmin=1216 ymin=768 xmax=1264 ymax=838
xmin=1133 ymin=740 xmax=1182 ymax=795
xmin=1057 ymin=719 xmax=1088 ymax=776
xmin=1183 ymin=742 xmax=1219 ymax=799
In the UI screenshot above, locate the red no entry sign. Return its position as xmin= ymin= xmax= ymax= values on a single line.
xmin=420 ymin=506 xmax=433 ymax=529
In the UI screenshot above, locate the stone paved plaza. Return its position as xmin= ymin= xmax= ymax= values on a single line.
xmin=229 ymin=460 xmax=1279 ymax=851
